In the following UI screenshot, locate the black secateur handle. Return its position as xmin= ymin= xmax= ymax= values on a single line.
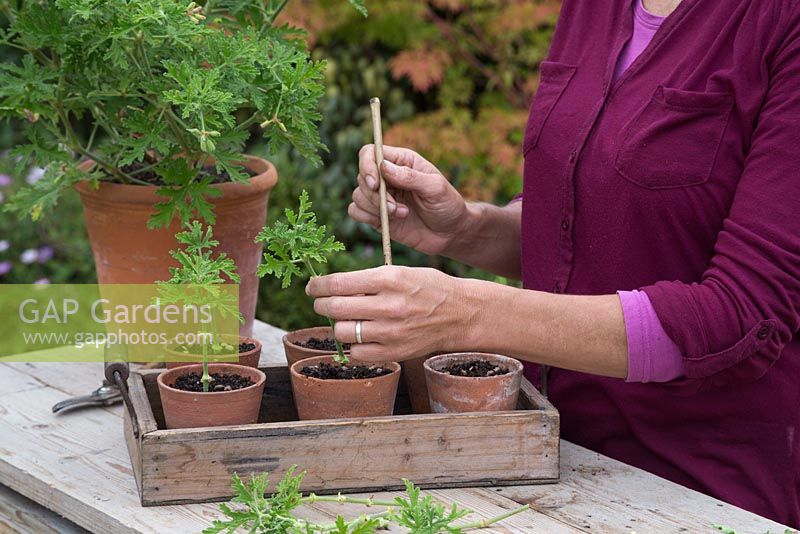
xmin=103 ymin=343 xmax=140 ymax=439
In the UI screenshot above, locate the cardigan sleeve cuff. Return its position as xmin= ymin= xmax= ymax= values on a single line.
xmin=618 ymin=290 xmax=684 ymax=383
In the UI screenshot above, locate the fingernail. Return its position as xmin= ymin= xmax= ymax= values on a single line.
xmin=382 ymin=160 xmax=397 ymax=172
xmin=305 ymin=282 xmax=312 ymax=296
xmin=365 ymin=175 xmax=377 ymax=190
xmin=388 ymin=201 xmax=396 ymax=213
xmin=396 ymin=205 xmax=409 ymax=217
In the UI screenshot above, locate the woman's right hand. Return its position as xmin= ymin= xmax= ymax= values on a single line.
xmin=351 ymin=145 xmax=469 ymax=256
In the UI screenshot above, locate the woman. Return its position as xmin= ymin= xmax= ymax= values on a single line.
xmin=306 ymin=0 xmax=800 ymax=525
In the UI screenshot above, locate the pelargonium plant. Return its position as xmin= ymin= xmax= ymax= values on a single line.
xmin=0 ymin=0 xmax=365 ymax=226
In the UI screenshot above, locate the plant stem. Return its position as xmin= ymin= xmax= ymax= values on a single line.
xmin=457 ymin=504 xmax=530 ymax=530
xmin=85 ymin=122 xmax=99 ymax=152
xmin=325 ymin=317 xmax=346 ymax=363
xmin=0 ymin=4 xmax=17 ymax=25
xmin=128 ymin=159 xmax=161 ymax=176
xmin=117 ymin=172 xmax=155 ymax=187
xmin=164 ymin=109 xmax=192 ymax=149
xmin=302 ymin=494 xmax=396 ymax=508
xmin=50 ymin=104 xmax=140 ymax=183
xmin=63 ymin=91 xmax=147 ymax=103
xmin=202 ymin=335 xmax=210 ymax=393
xmin=317 ymin=511 xmax=393 ymax=532
xmin=302 ymin=259 xmax=348 ymax=364
xmin=234 ymin=111 xmax=263 ymax=133
xmin=143 ymin=96 xmax=192 ymax=149
xmin=268 ymin=0 xmax=290 ymax=23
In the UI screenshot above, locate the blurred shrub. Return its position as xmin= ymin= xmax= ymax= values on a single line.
xmin=281 ymin=0 xmax=558 ymax=203
xmin=0 ymin=156 xmax=96 ymax=284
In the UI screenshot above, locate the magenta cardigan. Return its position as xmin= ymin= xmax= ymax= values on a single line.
xmin=520 ymin=0 xmax=800 ymax=525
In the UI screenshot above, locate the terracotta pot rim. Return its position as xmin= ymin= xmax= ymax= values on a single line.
xmin=73 ymin=155 xmax=278 ymax=205
xmin=164 ymin=336 xmax=261 ymax=358
xmin=282 ymin=326 xmax=352 ymax=356
xmin=156 ymin=362 xmax=266 ymax=396
xmin=424 ymin=352 xmax=523 ymax=380
xmin=289 ymin=354 xmax=400 ymax=384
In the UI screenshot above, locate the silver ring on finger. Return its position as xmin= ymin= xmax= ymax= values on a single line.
xmin=355 ymin=320 xmax=363 ymax=344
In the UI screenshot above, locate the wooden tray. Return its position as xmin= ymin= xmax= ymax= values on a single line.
xmin=123 ymin=364 xmax=560 ymax=506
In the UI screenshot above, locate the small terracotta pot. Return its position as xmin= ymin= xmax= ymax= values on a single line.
xmin=74 ymin=155 xmax=278 ymax=336
xmin=165 ymin=336 xmax=262 ymax=369
xmin=282 ymin=326 xmax=350 ymax=367
xmin=157 ymin=363 xmax=266 ymax=429
xmin=424 ymin=353 xmax=523 ymax=414
xmin=289 ymin=355 xmax=401 ymax=420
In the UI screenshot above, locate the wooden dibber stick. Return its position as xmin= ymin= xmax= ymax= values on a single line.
xmin=369 ymin=97 xmax=393 ymax=265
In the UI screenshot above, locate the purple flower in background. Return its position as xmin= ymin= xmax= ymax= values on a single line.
xmin=26 ymin=167 xmax=45 ymax=184
xmin=0 ymin=240 xmax=8 ymax=252
xmin=37 ymin=246 xmax=54 ymax=263
xmin=20 ymin=248 xmax=38 ymax=264
xmin=0 ymin=174 xmax=11 ymax=187
xmin=34 ymin=278 xmax=50 ymax=285
xmin=0 ymin=261 xmax=11 ymax=276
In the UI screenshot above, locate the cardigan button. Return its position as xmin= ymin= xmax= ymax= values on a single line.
xmin=569 ymin=150 xmax=577 ymax=163
xmin=757 ymin=325 xmax=770 ymax=340
xmin=561 ymin=218 xmax=570 ymax=231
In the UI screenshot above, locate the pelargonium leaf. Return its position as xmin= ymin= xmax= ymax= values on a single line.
xmin=255 ymin=190 xmax=345 ymax=286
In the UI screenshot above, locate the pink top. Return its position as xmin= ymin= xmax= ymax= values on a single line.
xmin=613 ymin=0 xmax=665 ymax=82
xmin=618 ymin=290 xmax=683 ymax=382
xmin=615 ymin=0 xmax=683 ymax=382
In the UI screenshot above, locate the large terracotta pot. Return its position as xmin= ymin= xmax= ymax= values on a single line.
xmin=289 ymin=355 xmax=401 ymax=420
xmin=74 ymin=155 xmax=278 ymax=336
xmin=165 ymin=336 xmax=262 ymax=370
xmin=282 ymin=326 xmax=350 ymax=367
xmin=424 ymin=353 xmax=523 ymax=414
xmin=157 ymin=363 xmax=266 ymax=429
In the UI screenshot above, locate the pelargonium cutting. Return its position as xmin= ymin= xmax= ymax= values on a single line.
xmin=255 ymin=190 xmax=348 ymax=363
xmin=157 ymin=220 xmax=242 ymax=392
xmin=205 ymin=467 xmax=529 ymax=534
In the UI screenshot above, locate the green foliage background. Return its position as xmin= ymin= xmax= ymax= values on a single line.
xmin=0 ymin=1 xmax=558 ymax=330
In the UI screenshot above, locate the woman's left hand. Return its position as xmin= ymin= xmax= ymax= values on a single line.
xmin=306 ymin=265 xmax=473 ymax=363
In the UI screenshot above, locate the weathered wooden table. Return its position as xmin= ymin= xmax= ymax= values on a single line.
xmin=0 ymin=321 xmax=791 ymax=533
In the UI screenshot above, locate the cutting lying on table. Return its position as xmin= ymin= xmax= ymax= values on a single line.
xmin=204 ymin=467 xmax=529 ymax=534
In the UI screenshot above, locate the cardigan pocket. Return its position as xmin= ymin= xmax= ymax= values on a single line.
xmin=614 ymin=85 xmax=733 ymax=189
xmin=523 ymin=61 xmax=577 ymax=155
